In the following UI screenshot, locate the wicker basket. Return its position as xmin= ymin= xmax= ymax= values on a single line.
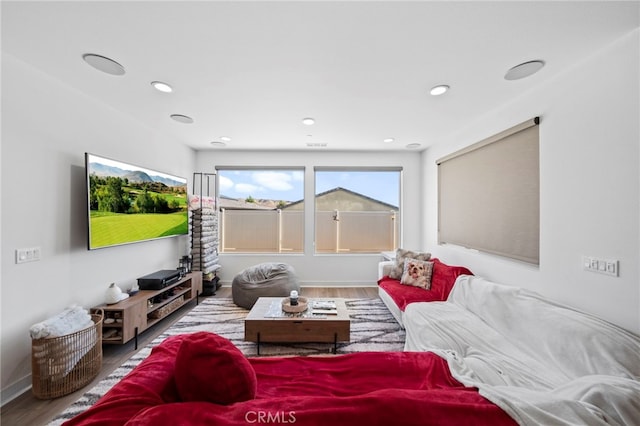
xmin=148 ymin=296 xmax=185 ymax=319
xmin=31 ymin=309 xmax=103 ymax=399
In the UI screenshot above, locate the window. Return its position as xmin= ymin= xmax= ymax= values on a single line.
xmin=314 ymin=168 xmax=401 ymax=254
xmin=437 ymin=118 xmax=540 ymax=264
xmin=217 ymin=168 xmax=304 ymax=253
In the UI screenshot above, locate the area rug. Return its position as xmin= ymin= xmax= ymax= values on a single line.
xmin=49 ymin=297 xmax=405 ymax=425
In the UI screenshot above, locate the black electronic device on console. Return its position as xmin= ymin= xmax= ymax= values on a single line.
xmin=137 ymin=269 xmax=181 ymax=290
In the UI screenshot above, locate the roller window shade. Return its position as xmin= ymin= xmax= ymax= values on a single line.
xmin=437 ymin=118 xmax=540 ymax=264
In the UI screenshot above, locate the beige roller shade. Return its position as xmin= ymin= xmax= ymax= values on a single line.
xmin=437 ymin=117 xmax=540 ymax=264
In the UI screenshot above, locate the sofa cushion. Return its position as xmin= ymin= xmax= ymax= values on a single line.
xmin=379 ymin=258 xmax=473 ymax=311
xmin=400 ymin=258 xmax=434 ymax=290
xmin=388 ymin=249 xmax=431 ymax=280
xmin=174 ymin=331 xmax=257 ymax=404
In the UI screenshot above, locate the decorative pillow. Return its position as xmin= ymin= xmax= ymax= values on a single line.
xmin=174 ymin=331 xmax=257 ymax=405
xmin=400 ymin=258 xmax=434 ymax=290
xmin=389 ymin=248 xmax=431 ymax=280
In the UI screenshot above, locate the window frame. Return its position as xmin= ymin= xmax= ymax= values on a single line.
xmin=216 ymin=166 xmax=305 ymax=254
xmin=313 ymin=166 xmax=402 ymax=255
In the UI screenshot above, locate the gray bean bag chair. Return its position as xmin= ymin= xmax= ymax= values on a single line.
xmin=232 ymin=262 xmax=300 ymax=309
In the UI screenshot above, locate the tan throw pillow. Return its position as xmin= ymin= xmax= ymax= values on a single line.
xmin=389 ymin=248 xmax=431 ymax=280
xmin=400 ymin=258 xmax=434 ymax=290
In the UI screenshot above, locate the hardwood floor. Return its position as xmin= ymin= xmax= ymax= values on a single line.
xmin=1 ymin=286 xmax=378 ymax=426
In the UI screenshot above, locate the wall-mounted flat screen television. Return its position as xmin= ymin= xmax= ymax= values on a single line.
xmin=85 ymin=153 xmax=188 ymax=250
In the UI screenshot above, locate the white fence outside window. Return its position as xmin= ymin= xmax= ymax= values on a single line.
xmin=220 ymin=209 xmax=397 ymax=253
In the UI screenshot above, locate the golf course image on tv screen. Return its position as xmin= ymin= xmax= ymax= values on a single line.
xmin=86 ymin=153 xmax=188 ymax=250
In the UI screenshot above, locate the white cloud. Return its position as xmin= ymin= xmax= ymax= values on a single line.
xmin=218 ymin=175 xmax=234 ymax=192
xmin=236 ymin=183 xmax=261 ymax=194
xmin=252 ymin=171 xmax=294 ymax=191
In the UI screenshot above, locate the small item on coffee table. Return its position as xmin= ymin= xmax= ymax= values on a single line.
xmin=311 ymin=300 xmax=337 ymax=310
xmin=310 ymin=300 xmax=338 ymax=314
xmin=282 ymin=296 xmax=308 ymax=313
xmin=290 ymin=290 xmax=299 ymax=306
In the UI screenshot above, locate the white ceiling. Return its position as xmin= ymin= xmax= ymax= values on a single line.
xmin=2 ymin=1 xmax=639 ymax=152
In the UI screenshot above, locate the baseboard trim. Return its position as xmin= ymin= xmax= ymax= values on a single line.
xmin=219 ymin=281 xmax=377 ymax=288
xmin=299 ymin=281 xmax=378 ymax=288
xmin=1 ymin=375 xmax=31 ymax=407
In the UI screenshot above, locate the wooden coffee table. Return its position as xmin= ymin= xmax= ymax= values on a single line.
xmin=245 ymin=297 xmax=350 ymax=354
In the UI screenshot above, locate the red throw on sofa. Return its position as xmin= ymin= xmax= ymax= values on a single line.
xmin=63 ymin=332 xmax=514 ymax=426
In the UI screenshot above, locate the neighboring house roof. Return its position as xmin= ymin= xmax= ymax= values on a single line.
xmin=283 ymin=187 xmax=398 ymax=211
xmin=218 ymin=195 xmax=275 ymax=210
xmin=218 ymin=187 xmax=397 ymax=211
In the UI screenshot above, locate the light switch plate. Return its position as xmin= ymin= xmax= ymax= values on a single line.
xmin=583 ymin=256 xmax=618 ymax=277
xmin=16 ymin=247 xmax=41 ymax=264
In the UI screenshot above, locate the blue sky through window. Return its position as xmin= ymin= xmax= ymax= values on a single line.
xmin=218 ymin=170 xmax=400 ymax=207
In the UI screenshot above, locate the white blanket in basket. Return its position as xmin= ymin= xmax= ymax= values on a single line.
xmin=31 ymin=306 xmax=96 ymax=379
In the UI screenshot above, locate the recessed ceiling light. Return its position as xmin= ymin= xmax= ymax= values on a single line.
xmin=406 ymin=143 xmax=421 ymax=149
xmin=429 ymin=85 xmax=449 ymax=96
xmin=211 ymin=141 xmax=227 ymax=147
xmin=504 ymin=60 xmax=545 ymax=80
xmin=302 ymin=117 xmax=315 ymax=125
xmin=82 ymin=53 xmax=125 ymax=76
xmin=220 ymin=136 xmax=232 ymax=142
xmin=170 ymin=114 xmax=194 ymax=124
xmin=383 ymin=138 xmax=395 ymax=143
xmin=151 ymin=81 xmax=173 ymax=93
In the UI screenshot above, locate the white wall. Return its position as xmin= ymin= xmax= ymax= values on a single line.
xmin=195 ymin=150 xmax=422 ymax=287
xmin=422 ymin=30 xmax=640 ymax=334
xmin=0 ymin=54 xmax=196 ymax=403
xmin=3 ymin=24 xmax=636 ymax=407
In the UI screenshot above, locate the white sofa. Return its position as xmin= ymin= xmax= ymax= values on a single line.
xmin=377 ymin=258 xmax=473 ymax=328
xmin=403 ymin=275 xmax=640 ymax=426
xmin=377 ymin=260 xmax=403 ymax=324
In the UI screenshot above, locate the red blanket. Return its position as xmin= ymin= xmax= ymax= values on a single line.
xmin=379 ymin=258 xmax=473 ymax=311
xmin=64 ymin=333 xmax=514 ymax=426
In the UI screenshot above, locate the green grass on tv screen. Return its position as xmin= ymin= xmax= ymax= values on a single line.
xmin=90 ymin=211 xmax=188 ymax=248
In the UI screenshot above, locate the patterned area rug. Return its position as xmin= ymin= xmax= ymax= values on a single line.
xmin=49 ymin=297 xmax=404 ymax=425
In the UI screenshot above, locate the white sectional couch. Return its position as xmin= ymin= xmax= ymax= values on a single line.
xmin=403 ymin=275 xmax=640 ymax=426
xmin=377 ymin=257 xmax=473 ymax=327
